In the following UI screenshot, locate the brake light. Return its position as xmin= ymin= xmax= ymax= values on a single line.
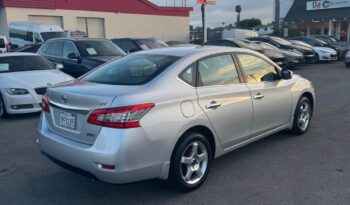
xmin=42 ymin=95 xmax=50 ymax=113
xmin=87 ymin=103 xmax=155 ymax=128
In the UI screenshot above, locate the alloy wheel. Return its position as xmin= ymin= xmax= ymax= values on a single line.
xmin=298 ymin=101 xmax=311 ymax=131
xmin=180 ymin=141 xmax=208 ymax=185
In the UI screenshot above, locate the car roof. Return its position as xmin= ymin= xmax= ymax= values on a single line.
xmin=0 ymin=52 xmax=39 ymax=57
xmin=132 ymin=46 xmax=257 ymax=57
xmin=46 ymin=38 xmax=108 ymax=42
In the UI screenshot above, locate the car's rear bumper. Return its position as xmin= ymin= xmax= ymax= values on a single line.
xmin=36 ymin=114 xmax=168 ymax=184
xmin=1 ymin=89 xmax=42 ymax=114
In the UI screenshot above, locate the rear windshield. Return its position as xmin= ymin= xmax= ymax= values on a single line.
xmin=83 ymin=54 xmax=180 ymax=85
xmin=0 ymin=39 xmax=5 ymax=48
xmin=77 ymin=40 xmax=125 ymax=57
xmin=0 ymin=56 xmax=54 ymax=73
xmin=41 ymin=32 xmax=66 ymax=41
xmin=136 ymin=39 xmax=168 ymax=49
xmin=271 ymin=37 xmax=292 ymax=46
xmin=233 ymin=39 xmax=262 ymax=51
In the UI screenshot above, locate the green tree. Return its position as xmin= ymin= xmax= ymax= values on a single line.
xmin=237 ymin=18 xmax=262 ymax=29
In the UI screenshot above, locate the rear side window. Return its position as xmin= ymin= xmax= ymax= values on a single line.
xmin=0 ymin=56 xmax=54 ymax=73
xmin=51 ymin=41 xmax=63 ymax=57
xmin=63 ymin=42 xmax=78 ymax=58
xmin=83 ymin=54 xmax=180 ymax=85
xmin=179 ymin=63 xmax=197 ymax=86
xmin=198 ymin=54 xmax=240 ymax=86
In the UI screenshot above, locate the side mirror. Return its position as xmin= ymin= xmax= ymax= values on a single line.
xmin=55 ymin=63 xmax=64 ymax=70
xmin=67 ymin=53 xmax=79 ymax=60
xmin=281 ymin=69 xmax=293 ymax=80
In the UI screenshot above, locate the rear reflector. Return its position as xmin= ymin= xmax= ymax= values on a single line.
xmin=42 ymin=95 xmax=50 ymax=113
xmin=87 ymin=103 xmax=155 ymax=128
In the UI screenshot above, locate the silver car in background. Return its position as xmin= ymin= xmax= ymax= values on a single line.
xmin=0 ymin=53 xmax=74 ymax=117
xmin=37 ymin=47 xmax=315 ymax=191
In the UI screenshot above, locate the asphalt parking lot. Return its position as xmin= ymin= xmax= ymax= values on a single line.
xmin=1 ymin=61 xmax=350 ymax=205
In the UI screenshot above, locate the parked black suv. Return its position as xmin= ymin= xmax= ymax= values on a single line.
xmin=247 ymin=36 xmax=316 ymax=63
xmin=38 ymin=38 xmax=126 ymax=78
xmin=111 ymin=38 xmax=168 ymax=53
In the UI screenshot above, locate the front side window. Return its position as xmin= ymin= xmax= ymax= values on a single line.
xmin=63 ymin=42 xmax=78 ymax=58
xmin=83 ymin=54 xmax=180 ymax=85
xmin=237 ymin=54 xmax=279 ymax=84
xmin=0 ymin=56 xmax=54 ymax=73
xmin=0 ymin=39 xmax=5 ymax=48
xmin=51 ymin=41 xmax=63 ymax=57
xmin=198 ymin=54 xmax=240 ymax=86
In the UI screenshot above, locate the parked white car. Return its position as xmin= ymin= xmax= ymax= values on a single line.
xmin=290 ymin=39 xmax=338 ymax=62
xmin=0 ymin=36 xmax=9 ymax=53
xmin=9 ymin=22 xmax=66 ymax=48
xmin=0 ymin=53 xmax=74 ymax=117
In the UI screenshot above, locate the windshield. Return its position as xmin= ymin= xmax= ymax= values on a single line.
xmin=77 ymin=40 xmax=125 ymax=57
xmin=0 ymin=56 xmax=54 ymax=73
xmin=233 ymin=39 xmax=262 ymax=50
xmin=83 ymin=54 xmax=180 ymax=85
xmin=256 ymin=42 xmax=277 ymax=50
xmin=271 ymin=36 xmax=293 ymax=46
xmin=41 ymin=32 xmax=66 ymax=41
xmin=136 ymin=39 xmax=168 ymax=50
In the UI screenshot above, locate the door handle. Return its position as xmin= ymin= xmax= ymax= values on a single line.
xmin=253 ymin=93 xmax=265 ymax=100
xmin=206 ymin=101 xmax=222 ymax=109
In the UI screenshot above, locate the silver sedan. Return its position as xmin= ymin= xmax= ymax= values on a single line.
xmin=0 ymin=53 xmax=74 ymax=117
xmin=37 ymin=46 xmax=315 ymax=191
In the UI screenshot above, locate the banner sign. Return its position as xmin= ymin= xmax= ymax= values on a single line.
xmin=197 ymin=0 xmax=216 ymax=5
xmin=307 ymin=0 xmax=350 ymax=10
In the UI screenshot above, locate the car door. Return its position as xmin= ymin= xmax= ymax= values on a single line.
xmin=196 ymin=54 xmax=253 ymax=148
xmin=236 ymin=53 xmax=293 ymax=136
xmin=62 ymin=41 xmax=87 ymax=78
xmin=40 ymin=41 xmax=63 ymax=66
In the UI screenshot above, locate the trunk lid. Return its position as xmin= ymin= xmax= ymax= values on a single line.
xmin=45 ymin=80 xmax=140 ymax=145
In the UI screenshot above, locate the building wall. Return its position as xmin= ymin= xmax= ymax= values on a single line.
xmin=4 ymin=7 xmax=190 ymax=41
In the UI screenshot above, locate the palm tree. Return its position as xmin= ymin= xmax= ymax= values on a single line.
xmin=235 ymin=5 xmax=242 ymax=27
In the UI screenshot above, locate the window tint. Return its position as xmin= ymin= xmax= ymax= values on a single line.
xmin=9 ymin=29 xmax=34 ymax=42
xmin=43 ymin=42 xmax=54 ymax=55
xmin=51 ymin=41 xmax=63 ymax=57
xmin=113 ymin=40 xmax=140 ymax=53
xmin=237 ymin=54 xmax=279 ymax=83
xmin=135 ymin=39 xmax=168 ymax=49
xmin=77 ymin=40 xmax=125 ymax=57
xmin=83 ymin=54 xmax=180 ymax=85
xmin=0 ymin=39 xmax=5 ymax=48
xmin=179 ymin=63 xmax=196 ymax=86
xmin=198 ymin=54 xmax=240 ymax=86
xmin=63 ymin=42 xmax=78 ymax=58
xmin=0 ymin=56 xmax=54 ymax=73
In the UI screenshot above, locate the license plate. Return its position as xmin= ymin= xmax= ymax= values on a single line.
xmin=59 ymin=112 xmax=76 ymax=129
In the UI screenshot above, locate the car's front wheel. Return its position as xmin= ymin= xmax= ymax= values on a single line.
xmin=169 ymin=132 xmax=212 ymax=192
xmin=292 ymin=97 xmax=312 ymax=135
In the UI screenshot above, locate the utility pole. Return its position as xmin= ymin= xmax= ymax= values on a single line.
xmin=201 ymin=3 xmax=207 ymax=42
xmin=275 ymin=0 xmax=280 ymax=35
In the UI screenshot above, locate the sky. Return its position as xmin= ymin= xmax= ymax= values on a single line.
xmin=151 ymin=0 xmax=275 ymax=28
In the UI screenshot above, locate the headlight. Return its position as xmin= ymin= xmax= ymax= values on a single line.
xmin=320 ymin=50 xmax=330 ymax=54
xmin=5 ymin=88 xmax=29 ymax=95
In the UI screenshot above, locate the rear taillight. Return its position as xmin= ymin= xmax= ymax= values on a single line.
xmin=87 ymin=103 xmax=155 ymax=128
xmin=42 ymin=95 xmax=50 ymax=113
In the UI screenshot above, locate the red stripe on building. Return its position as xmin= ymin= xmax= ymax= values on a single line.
xmin=0 ymin=0 xmax=192 ymax=17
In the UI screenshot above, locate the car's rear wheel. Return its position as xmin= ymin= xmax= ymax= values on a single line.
xmin=292 ymin=97 xmax=312 ymax=135
xmin=169 ymin=132 xmax=212 ymax=192
xmin=0 ymin=94 xmax=8 ymax=118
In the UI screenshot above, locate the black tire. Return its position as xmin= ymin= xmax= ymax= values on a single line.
xmin=0 ymin=94 xmax=8 ymax=118
xmin=314 ymin=53 xmax=320 ymax=63
xmin=291 ymin=97 xmax=312 ymax=135
xmin=169 ymin=132 xmax=212 ymax=192
xmin=346 ymin=62 xmax=350 ymax=68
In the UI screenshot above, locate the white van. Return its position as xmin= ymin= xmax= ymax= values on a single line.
xmin=0 ymin=36 xmax=9 ymax=53
xmin=9 ymin=22 xmax=66 ymax=48
xmin=222 ymin=28 xmax=258 ymax=39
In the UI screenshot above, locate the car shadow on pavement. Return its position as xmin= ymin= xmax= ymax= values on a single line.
xmin=0 ymin=112 xmax=41 ymax=122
